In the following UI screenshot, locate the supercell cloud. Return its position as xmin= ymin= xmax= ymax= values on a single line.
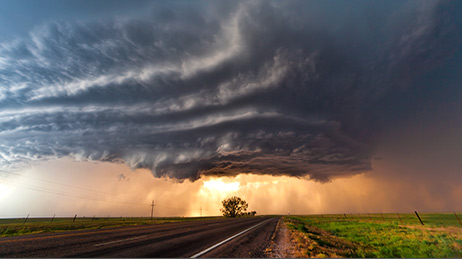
xmin=0 ymin=0 xmax=461 ymax=181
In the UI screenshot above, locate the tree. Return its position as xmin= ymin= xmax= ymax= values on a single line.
xmin=220 ymin=196 xmax=248 ymax=217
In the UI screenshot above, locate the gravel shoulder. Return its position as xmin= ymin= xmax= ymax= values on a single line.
xmin=266 ymin=217 xmax=357 ymax=258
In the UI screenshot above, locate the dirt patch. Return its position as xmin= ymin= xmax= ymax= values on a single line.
xmin=299 ymin=224 xmax=358 ymax=258
xmin=270 ymin=217 xmax=359 ymax=258
xmin=265 ymin=217 xmax=298 ymax=258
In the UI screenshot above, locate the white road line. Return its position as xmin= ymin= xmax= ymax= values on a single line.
xmin=190 ymin=218 xmax=272 ymax=258
xmin=94 ymin=235 xmax=147 ymax=247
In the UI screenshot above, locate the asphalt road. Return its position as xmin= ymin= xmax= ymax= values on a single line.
xmin=0 ymin=216 xmax=279 ymax=258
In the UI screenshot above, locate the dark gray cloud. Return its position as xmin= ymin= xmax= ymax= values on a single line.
xmin=0 ymin=0 xmax=461 ymax=182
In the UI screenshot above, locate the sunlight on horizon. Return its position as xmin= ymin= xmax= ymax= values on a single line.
xmin=202 ymin=179 xmax=240 ymax=193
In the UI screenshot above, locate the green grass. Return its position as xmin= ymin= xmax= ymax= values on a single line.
xmin=287 ymin=214 xmax=462 ymax=258
xmin=311 ymin=213 xmax=462 ymax=227
xmin=0 ymin=216 xmax=221 ymax=237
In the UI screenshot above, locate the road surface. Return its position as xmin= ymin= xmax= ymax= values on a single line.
xmin=0 ymin=216 xmax=279 ymax=257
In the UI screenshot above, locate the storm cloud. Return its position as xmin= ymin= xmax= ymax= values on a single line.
xmin=0 ymin=0 xmax=461 ymax=182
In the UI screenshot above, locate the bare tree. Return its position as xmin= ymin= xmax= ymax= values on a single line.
xmin=220 ymin=196 xmax=248 ymax=217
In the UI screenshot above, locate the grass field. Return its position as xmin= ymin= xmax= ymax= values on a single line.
xmin=0 ymin=216 xmax=221 ymax=237
xmin=285 ymin=213 xmax=462 ymax=258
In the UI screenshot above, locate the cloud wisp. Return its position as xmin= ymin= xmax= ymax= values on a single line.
xmin=0 ymin=0 xmax=461 ymax=182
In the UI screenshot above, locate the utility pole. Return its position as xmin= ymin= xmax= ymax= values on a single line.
xmin=151 ymin=200 xmax=155 ymax=220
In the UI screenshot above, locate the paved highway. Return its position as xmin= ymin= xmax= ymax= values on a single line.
xmin=0 ymin=216 xmax=279 ymax=257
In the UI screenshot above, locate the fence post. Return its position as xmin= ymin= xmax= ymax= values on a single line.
xmin=23 ymin=213 xmax=30 ymax=224
xmin=454 ymin=211 xmax=462 ymax=227
xmin=414 ymin=211 xmax=424 ymax=226
xmin=396 ymin=212 xmax=403 ymax=224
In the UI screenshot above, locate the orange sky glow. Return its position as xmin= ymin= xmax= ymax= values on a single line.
xmin=1 ymin=157 xmax=461 ymax=218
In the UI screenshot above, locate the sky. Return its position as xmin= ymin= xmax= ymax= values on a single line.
xmin=0 ymin=0 xmax=462 ymax=218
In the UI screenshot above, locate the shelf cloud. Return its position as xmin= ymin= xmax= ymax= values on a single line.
xmin=0 ymin=0 xmax=461 ymax=182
